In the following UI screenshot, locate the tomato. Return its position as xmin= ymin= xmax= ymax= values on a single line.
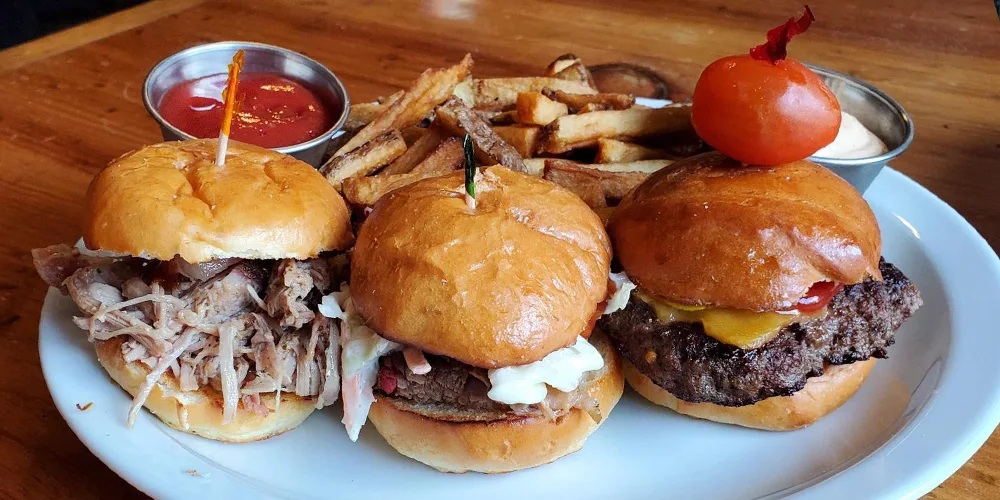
xmin=691 ymin=55 xmax=841 ymax=165
xmin=792 ymin=281 xmax=844 ymax=313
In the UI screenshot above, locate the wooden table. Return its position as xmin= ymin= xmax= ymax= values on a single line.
xmin=0 ymin=0 xmax=997 ymax=498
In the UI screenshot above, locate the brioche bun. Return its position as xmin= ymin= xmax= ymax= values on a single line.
xmin=368 ymin=332 xmax=624 ymax=473
xmin=625 ymin=358 xmax=875 ymax=431
xmin=83 ymin=139 xmax=353 ymax=263
xmin=351 ymin=166 xmax=611 ymax=368
xmin=96 ymin=337 xmax=316 ymax=442
xmin=609 ymin=152 xmax=881 ymax=311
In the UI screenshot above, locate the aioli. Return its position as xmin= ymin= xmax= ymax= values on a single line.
xmin=813 ymin=111 xmax=888 ymax=159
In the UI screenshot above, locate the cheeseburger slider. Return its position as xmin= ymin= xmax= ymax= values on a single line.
xmin=33 ymin=139 xmax=353 ymax=441
xmin=325 ymin=165 xmax=623 ymax=473
xmin=599 ymin=152 xmax=922 ymax=430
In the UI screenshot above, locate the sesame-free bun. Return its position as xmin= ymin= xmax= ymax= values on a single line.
xmin=83 ymin=139 xmax=353 ymax=263
xmin=609 ymin=152 xmax=881 ymax=311
xmin=351 ymin=166 xmax=611 ymax=368
xmin=95 ymin=337 xmax=316 ymax=442
xmin=368 ymin=331 xmax=624 ymax=473
xmin=624 ymin=358 xmax=875 ymax=431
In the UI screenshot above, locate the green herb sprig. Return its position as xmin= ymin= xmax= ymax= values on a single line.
xmin=463 ymin=133 xmax=477 ymax=208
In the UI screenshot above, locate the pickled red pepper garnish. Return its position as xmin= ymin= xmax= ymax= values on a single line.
xmin=749 ymin=6 xmax=815 ymax=64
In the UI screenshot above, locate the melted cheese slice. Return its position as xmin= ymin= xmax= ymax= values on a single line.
xmin=634 ymin=289 xmax=819 ymax=349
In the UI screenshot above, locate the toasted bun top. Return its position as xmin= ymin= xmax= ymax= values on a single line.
xmin=83 ymin=139 xmax=353 ymax=263
xmin=609 ymin=152 xmax=881 ymax=311
xmin=351 ymin=166 xmax=611 ymax=368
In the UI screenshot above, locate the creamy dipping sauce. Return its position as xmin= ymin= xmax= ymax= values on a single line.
xmin=813 ymin=111 xmax=888 ymax=159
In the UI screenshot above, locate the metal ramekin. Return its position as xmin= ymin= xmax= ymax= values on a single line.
xmin=142 ymin=41 xmax=350 ymax=167
xmin=805 ymin=64 xmax=914 ymax=193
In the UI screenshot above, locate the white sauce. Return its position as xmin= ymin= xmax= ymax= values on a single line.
xmin=487 ymin=336 xmax=604 ymax=405
xmin=604 ymin=271 xmax=637 ymax=315
xmin=813 ymin=111 xmax=888 ymax=159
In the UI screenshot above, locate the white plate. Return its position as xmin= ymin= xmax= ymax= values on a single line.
xmin=40 ymin=131 xmax=1000 ymax=499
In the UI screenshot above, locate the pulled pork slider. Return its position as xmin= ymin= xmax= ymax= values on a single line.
xmin=33 ymin=139 xmax=353 ymax=442
xmin=599 ymin=151 xmax=922 ymax=430
xmin=333 ymin=166 xmax=623 ymax=473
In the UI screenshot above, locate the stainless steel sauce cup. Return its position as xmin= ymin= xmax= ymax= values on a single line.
xmin=142 ymin=41 xmax=350 ymax=167
xmin=806 ymin=64 xmax=914 ymax=193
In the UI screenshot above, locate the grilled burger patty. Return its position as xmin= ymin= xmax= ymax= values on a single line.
xmin=598 ymin=259 xmax=922 ymax=407
xmin=373 ymin=334 xmax=617 ymax=423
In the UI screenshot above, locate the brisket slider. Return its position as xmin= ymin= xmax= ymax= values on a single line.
xmin=332 ymin=166 xmax=623 ymax=473
xmin=599 ymin=151 xmax=922 ymax=430
xmin=33 ymin=139 xmax=353 ymax=442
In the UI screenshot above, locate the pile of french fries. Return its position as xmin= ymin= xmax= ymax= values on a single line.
xmin=321 ymin=53 xmax=702 ymax=212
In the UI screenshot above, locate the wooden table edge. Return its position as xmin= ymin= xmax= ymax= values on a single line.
xmin=0 ymin=0 xmax=206 ymax=74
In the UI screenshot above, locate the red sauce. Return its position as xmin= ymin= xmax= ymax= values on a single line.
xmin=792 ymin=281 xmax=844 ymax=313
xmin=158 ymin=72 xmax=336 ymax=148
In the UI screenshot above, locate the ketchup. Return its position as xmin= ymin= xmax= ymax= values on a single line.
xmin=158 ymin=72 xmax=336 ymax=148
xmin=792 ymin=281 xmax=844 ymax=313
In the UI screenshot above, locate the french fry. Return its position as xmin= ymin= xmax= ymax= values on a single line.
xmin=435 ymin=97 xmax=527 ymax=173
xmin=410 ymin=136 xmax=465 ymax=174
xmin=489 ymin=110 xmax=518 ymax=126
xmin=578 ymin=103 xmax=608 ymax=113
xmin=515 ymin=92 xmax=568 ymax=126
xmin=492 ymin=125 xmax=541 ymax=158
xmin=546 ymin=159 xmax=673 ymax=201
xmin=324 ymin=130 xmax=355 ymax=160
xmin=553 ymin=61 xmax=597 ymax=89
xmin=472 ymin=77 xmax=596 ymax=111
xmin=344 ymin=91 xmax=403 ymax=132
xmin=523 ymin=158 xmax=546 ymax=176
xmin=542 ymin=88 xmax=635 ymax=113
xmin=400 ymin=126 xmax=428 ymax=145
xmin=322 ymin=130 xmax=407 ymax=189
xmin=539 ymin=105 xmax=692 ymax=154
xmin=542 ymin=161 xmax=606 ymax=208
xmin=334 ymin=54 xmax=473 ymax=157
xmin=452 ymin=75 xmax=475 ymax=107
xmin=380 ymin=126 xmax=449 ymax=175
xmin=581 ymin=159 xmax=673 ymax=174
xmin=595 ymin=138 xmax=670 ymax=163
xmin=342 ymin=171 xmax=441 ymax=207
xmin=545 ymin=54 xmax=582 ymax=76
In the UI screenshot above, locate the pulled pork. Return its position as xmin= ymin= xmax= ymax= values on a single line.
xmin=33 ymin=243 xmax=345 ymax=426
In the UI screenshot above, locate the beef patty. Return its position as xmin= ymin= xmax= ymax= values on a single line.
xmin=374 ymin=334 xmax=616 ymax=422
xmin=597 ymin=259 xmax=921 ymax=407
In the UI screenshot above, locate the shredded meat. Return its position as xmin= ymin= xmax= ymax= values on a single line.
xmin=265 ymin=260 xmax=317 ymax=329
xmin=32 ymin=244 xmax=98 ymax=291
xmin=263 ymin=258 xmax=341 ymax=329
xmin=32 ymin=244 xmax=345 ymax=425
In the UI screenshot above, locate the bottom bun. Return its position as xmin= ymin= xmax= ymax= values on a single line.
xmin=625 ymin=358 xmax=876 ymax=431
xmin=368 ymin=333 xmax=625 ymax=473
xmin=96 ymin=337 xmax=317 ymax=442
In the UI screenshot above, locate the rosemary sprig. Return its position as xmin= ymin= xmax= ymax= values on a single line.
xmin=463 ymin=133 xmax=477 ymax=209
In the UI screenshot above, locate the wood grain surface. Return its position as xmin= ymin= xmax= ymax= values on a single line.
xmin=0 ymin=1 xmax=997 ymax=498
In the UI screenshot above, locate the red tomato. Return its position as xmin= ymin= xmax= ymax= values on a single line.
xmin=690 ymin=55 xmax=841 ymax=165
xmin=792 ymin=281 xmax=844 ymax=313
